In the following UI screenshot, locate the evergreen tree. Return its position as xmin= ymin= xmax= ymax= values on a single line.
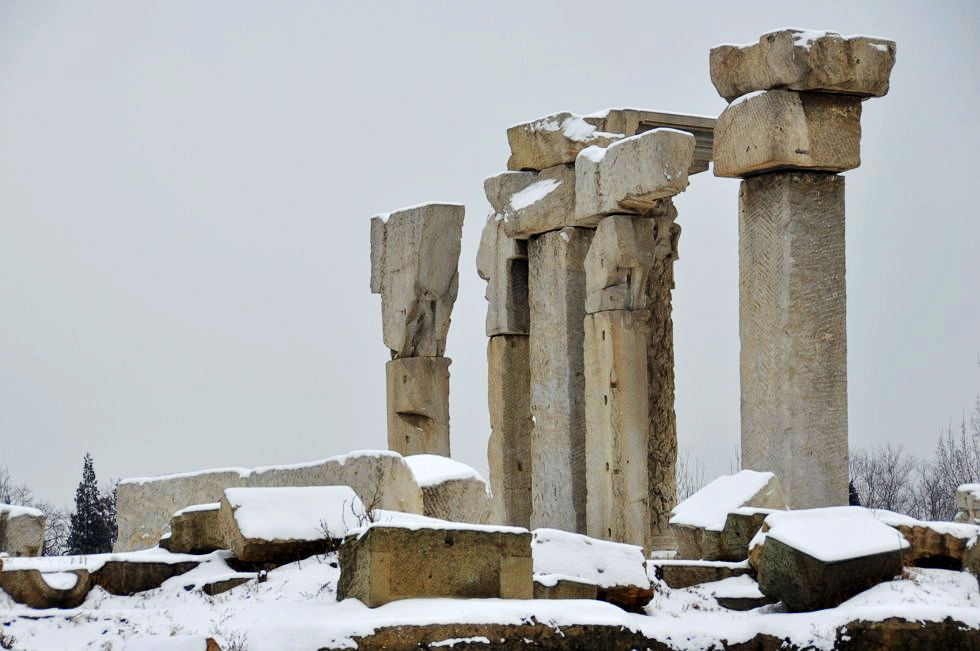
xmin=848 ymin=480 xmax=861 ymax=506
xmin=67 ymin=453 xmax=116 ymax=554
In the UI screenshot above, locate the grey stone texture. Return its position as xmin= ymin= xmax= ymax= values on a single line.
xmin=713 ymin=90 xmax=862 ymax=178
xmin=476 ymin=216 xmax=529 ymax=335
xmin=486 ymin=335 xmax=533 ymax=528
xmin=738 ymin=172 xmax=848 ymax=509
xmin=506 ymin=112 xmax=621 ymax=171
xmin=165 ymin=504 xmax=223 ymax=555
xmin=404 ymin=454 xmax=493 ymax=525
xmin=528 ymin=227 xmax=593 ymax=533
xmin=583 ymin=109 xmax=716 ymax=175
xmin=385 ymin=356 xmax=451 ymax=456
xmin=710 ymin=29 xmax=897 ymax=102
xmin=0 ymin=569 xmax=91 ymax=609
xmin=337 ymin=524 xmax=533 ymax=607
xmin=484 ymin=165 xmax=576 ymax=240
xmin=672 ymin=507 xmax=781 ymax=562
xmin=651 ymin=560 xmax=753 ymax=589
xmin=369 ymin=202 xmax=464 ymax=358
xmin=115 ymin=451 xmax=424 ymax=552
xmin=0 ymin=505 xmax=45 ymax=557
xmin=575 ymin=129 xmax=694 ymax=225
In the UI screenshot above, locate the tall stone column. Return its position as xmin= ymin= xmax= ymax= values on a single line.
xmin=370 ymin=202 xmax=464 ymax=457
xmin=711 ymin=29 xmax=896 ymax=508
xmin=577 ymin=129 xmax=694 ymax=552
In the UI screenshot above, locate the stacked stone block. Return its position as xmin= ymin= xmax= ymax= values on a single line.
xmin=370 ymin=203 xmax=464 ymax=456
xmin=711 ymin=29 xmax=896 ymax=508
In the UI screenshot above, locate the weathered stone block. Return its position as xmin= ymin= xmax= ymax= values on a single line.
xmin=575 ymin=129 xmax=693 ymax=225
xmin=533 ymin=578 xmax=597 ymax=600
xmin=476 ymin=217 xmax=529 ymax=335
xmin=739 ymin=172 xmax=847 ymax=508
xmin=0 ymin=569 xmax=90 ymax=609
xmin=369 ymin=202 xmax=464 ymax=358
xmin=91 ymin=560 xmax=200 ymax=595
xmin=874 ymin=509 xmax=980 ymax=569
xmin=0 ymin=504 xmax=45 ymax=557
xmin=166 ymin=503 xmax=223 ymax=554
xmin=486 ymin=335 xmax=532 ymax=528
xmin=385 ymin=357 xmax=451 ymax=457
xmin=713 ymin=90 xmax=861 ymax=178
xmin=584 ymin=109 xmax=716 ymax=175
xmin=528 ymin=227 xmax=593 ymax=532
xmin=507 ymin=112 xmax=621 ymax=171
xmin=710 ymin=29 xmax=897 ymax=102
xmin=115 ymin=450 xmax=423 ymax=552
xmin=337 ymin=523 xmax=532 ymax=607
xmin=404 ymin=454 xmax=492 ymax=524
xmin=650 ymin=560 xmax=753 ymax=589
xmin=484 ymin=165 xmax=576 ymax=239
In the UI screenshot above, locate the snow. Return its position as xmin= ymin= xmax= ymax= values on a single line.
xmin=700 ymin=574 xmax=764 ymax=599
xmin=123 ymin=636 xmax=214 ymax=651
xmin=730 ymin=89 xmax=767 ymax=107
xmin=370 ymin=203 xmax=465 ymax=224
xmin=430 ymin=636 xmax=491 ymax=647
xmin=0 ymin=503 xmax=44 ymax=519
xmin=531 ymin=528 xmax=648 ymax=590
xmin=40 ymin=573 xmax=78 ymax=591
xmin=1 ymin=547 xmax=203 ymax=573
xmin=870 ymin=509 xmax=980 ymax=538
xmin=173 ymin=502 xmax=220 ymax=517
xmin=507 ymin=179 xmax=560 ymax=212
xmin=714 ymin=28 xmax=891 ymax=50
xmin=578 ymin=145 xmax=606 ymax=163
xmin=225 ymin=486 xmax=364 ymax=541
xmin=790 ymin=28 xmax=839 ymax=47
xmin=669 ymin=470 xmax=781 ymax=531
xmin=348 ymin=518 xmax=527 ymax=540
xmin=508 ymin=112 xmax=622 ymax=143
xmin=404 ymin=454 xmax=486 ymax=488
xmin=763 ymin=507 xmax=910 ymax=563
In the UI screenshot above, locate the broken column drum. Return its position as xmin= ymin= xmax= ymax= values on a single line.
xmin=711 ymin=29 xmax=896 ymax=508
xmin=370 ymin=202 xmax=464 ymax=457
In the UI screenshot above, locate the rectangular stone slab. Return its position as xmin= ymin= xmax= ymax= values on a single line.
xmin=584 ymin=109 xmax=716 ymax=175
xmin=739 ymin=172 xmax=848 ymax=509
xmin=337 ymin=524 xmax=532 ymax=606
xmin=710 ymin=29 xmax=896 ymax=102
xmin=528 ymin=227 xmax=593 ymax=533
xmin=713 ymin=90 xmax=861 ymax=178
xmin=484 ymin=165 xmax=576 ymax=240
xmin=506 ymin=112 xmax=621 ymax=171
xmin=476 ymin=218 xmax=529 ymax=335
xmin=385 ymin=357 xmax=451 ymax=457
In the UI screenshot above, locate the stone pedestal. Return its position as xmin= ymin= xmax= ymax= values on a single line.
xmin=385 ymin=357 xmax=451 ymax=456
xmin=486 ymin=335 xmax=532 ymax=527
xmin=528 ymin=227 xmax=593 ymax=532
xmin=738 ymin=172 xmax=847 ymax=508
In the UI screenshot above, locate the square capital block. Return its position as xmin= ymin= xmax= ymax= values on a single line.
xmin=506 ymin=112 xmax=621 ymax=172
xmin=385 ymin=357 xmax=451 ymax=457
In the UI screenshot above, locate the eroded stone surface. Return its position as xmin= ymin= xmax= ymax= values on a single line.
xmin=476 ymin=217 xmax=529 ymax=335
xmin=0 ymin=504 xmax=45 ymax=557
xmin=575 ymin=129 xmax=693 ymax=225
xmin=0 ymin=569 xmax=90 ymax=609
xmin=484 ymin=165 xmax=576 ymax=239
xmin=739 ymin=172 xmax=848 ymax=509
xmin=584 ymin=109 xmax=716 ymax=175
xmin=651 ymin=560 xmax=753 ymax=590
xmin=369 ymin=202 xmax=464 ymax=358
xmin=710 ymin=29 xmax=897 ymax=102
xmin=385 ymin=357 xmax=451 ymax=457
xmin=713 ymin=90 xmax=861 ymax=178
xmin=507 ymin=112 xmax=621 ymax=171
xmin=404 ymin=454 xmax=492 ymax=524
xmin=166 ymin=503 xmax=223 ymax=555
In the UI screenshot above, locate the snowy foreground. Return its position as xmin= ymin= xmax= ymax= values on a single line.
xmin=1 ymin=549 xmax=978 ymax=650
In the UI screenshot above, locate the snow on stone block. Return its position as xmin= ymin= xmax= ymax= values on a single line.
xmin=669 ymin=470 xmax=786 ymax=560
xmin=0 ymin=503 xmax=45 ymax=557
xmin=574 ymin=129 xmax=694 ymax=225
xmin=648 ymin=559 xmax=752 ymax=590
xmin=531 ymin=528 xmax=651 ymax=611
xmin=114 ymin=449 xmax=424 ymax=553
xmin=955 ymin=483 xmax=980 ymax=524
xmin=165 ymin=502 xmax=223 ymax=554
xmin=872 ymin=509 xmax=980 ymax=569
xmin=0 ymin=568 xmax=91 ymax=609
xmin=219 ymin=486 xmax=365 ymax=564
xmin=699 ymin=574 xmax=774 ymax=611
xmin=506 ymin=111 xmax=622 ymax=172
xmin=709 ymin=28 xmax=897 ymax=102
xmin=404 ymin=454 xmax=492 ymax=525
xmin=755 ymin=507 xmax=909 ymax=611
xmin=337 ymin=522 xmax=532 ymax=607
xmin=483 ymin=164 xmax=575 ymax=240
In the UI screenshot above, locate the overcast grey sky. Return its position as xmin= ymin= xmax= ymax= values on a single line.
xmin=1 ymin=1 xmax=977 ymax=506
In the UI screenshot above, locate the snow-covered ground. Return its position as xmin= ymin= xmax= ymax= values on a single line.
xmin=2 ymin=549 xmax=978 ymax=650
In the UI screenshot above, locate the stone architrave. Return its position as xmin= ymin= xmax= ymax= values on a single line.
xmin=528 ymin=227 xmax=593 ymax=533
xmin=709 ymin=29 xmax=897 ymax=103
xmin=370 ymin=202 xmax=464 ymax=358
xmin=385 ymin=357 xmax=451 ymax=456
xmin=484 ymin=166 xmax=576 ymax=240
xmin=476 ymin=217 xmax=529 ymax=336
xmin=506 ymin=112 xmax=622 ymax=171
xmin=583 ymin=212 xmax=682 ymax=553
xmin=737 ymin=172 xmax=847 ymax=508
xmin=486 ymin=335 xmax=532 ymax=527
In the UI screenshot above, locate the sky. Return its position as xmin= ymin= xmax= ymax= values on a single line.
xmin=0 ymin=1 xmax=977 ymax=506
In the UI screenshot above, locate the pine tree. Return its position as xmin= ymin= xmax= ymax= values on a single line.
xmin=67 ymin=453 xmax=116 ymax=554
xmin=848 ymin=480 xmax=861 ymax=506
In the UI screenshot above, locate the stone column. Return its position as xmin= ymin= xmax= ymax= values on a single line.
xmin=577 ymin=129 xmax=694 ymax=552
xmin=370 ymin=202 xmax=464 ymax=457
xmin=710 ymin=29 xmax=896 ymax=508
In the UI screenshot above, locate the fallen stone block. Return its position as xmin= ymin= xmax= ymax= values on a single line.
xmin=956 ymin=483 xmax=980 ymax=524
xmin=0 ymin=504 xmax=45 ymax=557
xmin=873 ymin=509 xmax=980 ymax=569
xmin=700 ymin=574 xmax=775 ymax=611
xmin=199 ymin=575 xmax=253 ymax=596
xmin=476 ymin=217 xmax=529 ymax=335
xmin=404 ymin=454 xmax=492 ymax=524
xmin=532 ymin=528 xmax=652 ymax=611
xmin=575 ymin=129 xmax=693 ymax=225
xmin=165 ymin=502 xmax=223 ymax=554
xmin=0 ymin=568 xmax=91 ymax=609
xmin=506 ymin=112 xmax=621 ymax=171
xmin=649 ymin=559 xmax=752 ymax=589
xmin=219 ymin=486 xmax=365 ymax=565
xmin=369 ymin=202 xmax=464 ymax=358
xmin=669 ymin=470 xmax=786 ymax=560
xmin=337 ymin=522 xmax=532 ymax=607
xmin=91 ymin=559 xmax=200 ymax=595
xmin=710 ymin=29 xmax=897 ymax=102
xmin=713 ymin=90 xmax=862 ymax=178
xmin=484 ymin=165 xmax=576 ymax=239
xmin=755 ymin=507 xmax=909 ymax=611
xmin=385 ymin=357 xmax=451 ymax=456
xmin=584 ymin=108 xmax=715 ymax=175
xmin=115 ymin=450 xmax=423 ymax=552
xmin=533 ymin=577 xmax=597 ymax=600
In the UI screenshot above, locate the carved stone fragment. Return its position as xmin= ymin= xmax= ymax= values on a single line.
xmin=385 ymin=357 xmax=451 ymax=457
xmin=476 ymin=217 xmax=529 ymax=335
xmin=506 ymin=112 xmax=622 ymax=172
